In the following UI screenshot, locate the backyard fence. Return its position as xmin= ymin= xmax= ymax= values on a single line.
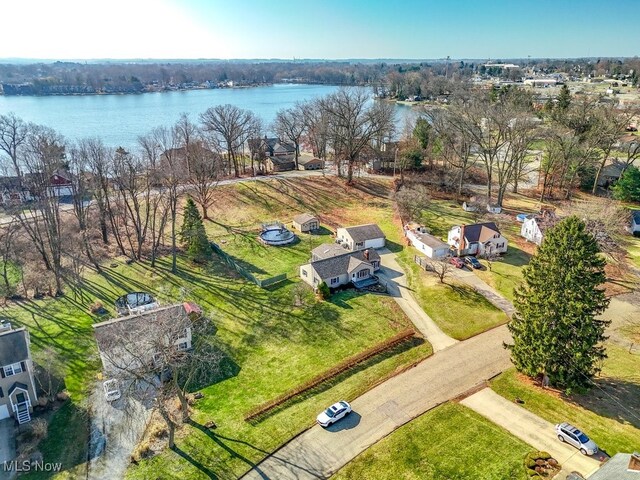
xmin=414 ymin=255 xmax=433 ymax=271
xmin=244 ymin=328 xmax=416 ymax=422
xmin=211 ymin=242 xmax=287 ymax=289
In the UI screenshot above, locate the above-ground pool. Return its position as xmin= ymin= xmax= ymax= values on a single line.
xmin=259 ymin=224 xmax=297 ymax=246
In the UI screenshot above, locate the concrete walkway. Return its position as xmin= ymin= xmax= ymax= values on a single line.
xmin=242 ymin=325 xmax=512 ymax=480
xmin=377 ymin=249 xmax=458 ymax=351
xmin=451 ymin=267 xmax=516 ymax=317
xmin=0 ymin=419 xmax=16 ymax=480
xmin=461 ymin=389 xmax=602 ymax=479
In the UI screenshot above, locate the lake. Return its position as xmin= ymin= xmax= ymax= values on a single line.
xmin=0 ymin=84 xmax=415 ymax=148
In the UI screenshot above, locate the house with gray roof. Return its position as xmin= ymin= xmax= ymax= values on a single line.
xmin=0 ymin=322 xmax=38 ymax=424
xmin=311 ymin=243 xmax=349 ymax=261
xmin=448 ymin=222 xmax=508 ymax=256
xmin=336 ymin=224 xmax=386 ymax=251
xmin=588 ymin=452 xmax=640 ymax=480
xmin=300 ymin=249 xmax=381 ymax=289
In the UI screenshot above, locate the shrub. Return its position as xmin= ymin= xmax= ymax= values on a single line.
xmin=130 ymin=441 xmax=153 ymax=463
xmin=29 ymin=418 xmax=48 ymax=442
xmin=317 ymin=281 xmax=330 ymax=300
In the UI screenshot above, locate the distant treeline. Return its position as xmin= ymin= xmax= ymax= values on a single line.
xmin=0 ymin=57 xmax=639 ymax=96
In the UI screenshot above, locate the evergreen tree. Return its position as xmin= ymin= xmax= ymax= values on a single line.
xmin=556 ymin=84 xmax=571 ymax=112
xmin=612 ymin=165 xmax=640 ymax=202
xmin=180 ymin=197 xmax=211 ymax=262
xmin=506 ymin=216 xmax=610 ymax=393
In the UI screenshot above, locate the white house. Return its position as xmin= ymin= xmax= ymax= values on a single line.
xmin=630 ymin=210 xmax=640 ymax=237
xmin=300 ymin=249 xmax=380 ymax=289
xmin=448 ymin=222 xmax=508 ymax=256
xmin=0 ymin=323 xmax=38 ymax=424
xmin=405 ymin=225 xmax=450 ymax=259
xmin=521 ymin=217 xmax=544 ymax=245
xmin=336 ymin=224 xmax=385 ymax=251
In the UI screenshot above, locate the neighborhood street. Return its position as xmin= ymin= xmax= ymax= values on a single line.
xmin=242 ymin=325 xmax=512 ymax=480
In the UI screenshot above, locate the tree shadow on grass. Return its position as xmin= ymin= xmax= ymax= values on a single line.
xmin=500 ymin=246 xmax=531 ymax=267
xmin=172 ymin=445 xmax=218 ymax=479
xmin=572 ymin=377 xmax=640 ymax=431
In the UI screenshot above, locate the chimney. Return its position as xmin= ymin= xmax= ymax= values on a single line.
xmin=364 ymin=249 xmax=369 ymax=260
xmin=458 ymin=225 xmax=465 ymax=256
xmin=629 ymin=452 xmax=640 ymax=472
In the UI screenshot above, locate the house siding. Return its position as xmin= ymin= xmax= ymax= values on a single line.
xmin=0 ymin=364 xmax=37 ymax=419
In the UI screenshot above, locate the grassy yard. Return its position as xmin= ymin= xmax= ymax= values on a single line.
xmin=491 ymin=344 xmax=640 ymax=456
xmin=397 ymin=250 xmax=509 ymax=340
xmin=475 ymin=246 xmax=531 ymax=302
xmin=331 ymin=402 xmax=531 ymax=480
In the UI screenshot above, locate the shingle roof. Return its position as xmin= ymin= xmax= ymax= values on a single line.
xmin=293 ymin=213 xmax=318 ymax=225
xmin=0 ymin=327 xmax=29 ymax=366
xmin=413 ymin=231 xmax=448 ymax=249
xmin=341 ymin=224 xmax=385 ymax=243
xmin=8 ymin=382 xmax=28 ymax=395
xmin=268 ymin=155 xmax=295 ymax=165
xmin=298 ymin=157 xmax=322 ymax=165
xmin=93 ymin=303 xmax=192 ymax=353
xmin=462 ymin=222 xmax=501 ymax=243
xmin=309 ymin=249 xmax=380 ymax=280
xmin=312 ymin=243 xmax=349 ymax=260
xmin=588 ymin=453 xmax=640 ymax=480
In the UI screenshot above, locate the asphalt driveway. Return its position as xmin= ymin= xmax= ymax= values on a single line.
xmin=461 ymin=388 xmax=602 ymax=479
xmin=0 ymin=419 xmax=16 ymax=480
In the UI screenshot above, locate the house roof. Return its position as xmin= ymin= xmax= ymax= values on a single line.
xmin=413 ymin=231 xmax=449 ymax=249
xmin=600 ymin=159 xmax=626 ymax=178
xmin=298 ymin=157 xmax=322 ymax=165
xmin=268 ymin=155 xmax=295 ymax=165
xmin=0 ymin=327 xmax=29 ymax=366
xmin=293 ymin=213 xmax=318 ymax=225
xmin=588 ymin=453 xmax=640 ymax=480
xmin=309 ymin=249 xmax=379 ymax=280
xmin=461 ymin=222 xmax=501 ymax=243
xmin=340 ymin=224 xmax=385 ymax=242
xmin=273 ymin=142 xmax=296 ymax=154
xmin=347 ymin=256 xmax=368 ymax=274
xmin=93 ymin=303 xmax=195 ymax=352
xmin=311 ymin=243 xmax=349 ymax=260
xmin=8 ymin=382 xmax=28 ymax=395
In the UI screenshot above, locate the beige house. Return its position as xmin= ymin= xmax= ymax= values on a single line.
xmin=0 ymin=323 xmax=38 ymax=424
xmin=93 ymin=303 xmax=200 ymax=376
xmin=292 ymin=213 xmax=319 ymax=233
xmin=298 ymin=157 xmax=324 ymax=170
xmin=447 ymin=222 xmax=508 ymax=256
xmin=336 ymin=224 xmax=386 ymax=251
xmin=300 ymin=248 xmax=381 ymax=289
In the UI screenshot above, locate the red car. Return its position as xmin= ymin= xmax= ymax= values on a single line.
xmin=449 ymin=256 xmax=464 ymax=268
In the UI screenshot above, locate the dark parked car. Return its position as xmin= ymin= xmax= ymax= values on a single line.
xmin=449 ymin=256 xmax=464 ymax=268
xmin=464 ymin=256 xmax=482 ymax=269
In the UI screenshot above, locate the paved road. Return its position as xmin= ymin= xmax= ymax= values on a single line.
xmin=242 ymin=325 xmax=512 ymax=480
xmin=451 ymin=267 xmax=516 ymax=317
xmin=377 ymin=249 xmax=458 ymax=351
xmin=0 ymin=419 xmax=16 ymax=480
xmin=461 ymin=389 xmax=603 ymax=479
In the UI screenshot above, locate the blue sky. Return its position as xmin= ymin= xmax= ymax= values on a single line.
xmin=1 ymin=0 xmax=638 ymax=59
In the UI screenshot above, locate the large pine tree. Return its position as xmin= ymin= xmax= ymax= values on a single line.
xmin=506 ymin=216 xmax=610 ymax=392
xmin=180 ymin=197 xmax=212 ymax=262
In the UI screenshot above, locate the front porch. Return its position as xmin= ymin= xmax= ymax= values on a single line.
xmin=352 ymin=275 xmax=380 ymax=289
xmin=9 ymin=383 xmax=32 ymax=424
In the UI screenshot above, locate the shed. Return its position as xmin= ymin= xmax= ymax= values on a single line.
xmin=298 ymin=157 xmax=324 ymax=171
xmin=292 ymin=213 xmax=319 ymax=233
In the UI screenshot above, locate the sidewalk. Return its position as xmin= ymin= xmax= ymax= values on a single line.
xmin=377 ymin=249 xmax=458 ymax=352
xmin=461 ymin=388 xmax=602 ymax=479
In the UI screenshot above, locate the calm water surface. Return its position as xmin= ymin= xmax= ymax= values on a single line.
xmin=0 ymin=84 xmax=415 ymax=148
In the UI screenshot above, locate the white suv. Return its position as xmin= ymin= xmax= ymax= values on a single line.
xmin=555 ymin=422 xmax=598 ymax=455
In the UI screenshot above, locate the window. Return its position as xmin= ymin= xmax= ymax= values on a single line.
xmin=3 ymin=363 xmax=22 ymax=377
xmin=330 ymin=277 xmax=339 ymax=285
xmin=178 ymin=342 xmax=189 ymax=351
xmin=0 ymin=387 xmax=3 ymax=398
xmin=356 ymin=242 xmax=364 ymax=248
xmin=357 ymin=269 xmax=369 ymax=279
xmin=302 ymin=269 xmax=308 ymax=277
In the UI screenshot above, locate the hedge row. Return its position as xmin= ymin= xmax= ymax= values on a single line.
xmin=244 ymin=328 xmax=416 ymax=422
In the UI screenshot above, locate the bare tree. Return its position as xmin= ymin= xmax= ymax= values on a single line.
xmin=0 ymin=113 xmax=29 ymax=178
xmin=426 ymin=257 xmax=453 ymax=283
xmin=273 ymin=105 xmax=306 ymax=170
xmin=301 ymin=99 xmax=330 ymax=162
xmin=320 ymin=88 xmax=396 ymax=184
xmin=186 ymin=141 xmax=221 ymax=220
xmin=200 ymin=104 xmax=258 ymax=178
xmin=82 ymin=138 xmax=112 ymax=245
xmin=13 ymin=125 xmax=66 ymax=295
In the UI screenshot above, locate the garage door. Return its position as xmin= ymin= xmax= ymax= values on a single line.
xmin=0 ymin=404 xmax=9 ymax=420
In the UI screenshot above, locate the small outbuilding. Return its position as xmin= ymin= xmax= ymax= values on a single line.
xmin=405 ymin=224 xmax=450 ymax=259
xmin=298 ymin=157 xmax=324 ymax=171
xmin=292 ymin=213 xmax=319 ymax=233
xmin=336 ymin=224 xmax=386 ymax=251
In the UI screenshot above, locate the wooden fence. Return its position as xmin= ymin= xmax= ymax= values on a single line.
xmin=211 ymin=243 xmax=287 ymax=289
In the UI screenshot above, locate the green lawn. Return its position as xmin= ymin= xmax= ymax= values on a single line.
xmin=475 ymin=246 xmax=531 ymax=302
xmin=491 ymin=345 xmax=640 ymax=456
xmin=397 ymin=250 xmax=509 ymax=340
xmin=332 ymin=402 xmax=530 ymax=480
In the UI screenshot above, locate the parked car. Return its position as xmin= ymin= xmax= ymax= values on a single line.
xmin=555 ymin=423 xmax=598 ymax=455
xmin=316 ymin=400 xmax=352 ymax=427
xmin=464 ymin=256 xmax=482 ymax=269
xmin=103 ymin=379 xmax=121 ymax=402
xmin=449 ymin=256 xmax=464 ymax=268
